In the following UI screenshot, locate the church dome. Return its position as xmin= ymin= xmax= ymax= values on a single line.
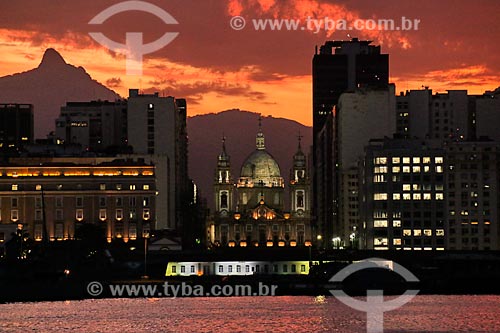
xmin=240 ymin=149 xmax=281 ymax=180
xmin=238 ymin=117 xmax=284 ymax=188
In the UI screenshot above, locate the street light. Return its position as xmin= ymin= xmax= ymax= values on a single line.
xmin=142 ymin=225 xmax=150 ymax=279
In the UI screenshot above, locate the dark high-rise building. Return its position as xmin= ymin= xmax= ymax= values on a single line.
xmin=312 ymin=38 xmax=389 ymax=248
xmin=312 ymin=38 xmax=389 ymax=137
xmin=0 ymin=104 xmax=34 ymax=158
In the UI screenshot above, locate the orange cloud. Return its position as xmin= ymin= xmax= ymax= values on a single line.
xmin=226 ymin=0 xmax=414 ymax=48
xmin=392 ymin=65 xmax=500 ymax=94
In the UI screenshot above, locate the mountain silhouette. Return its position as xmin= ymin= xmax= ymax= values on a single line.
xmin=187 ymin=109 xmax=312 ymax=211
xmin=0 ymin=48 xmax=120 ymax=138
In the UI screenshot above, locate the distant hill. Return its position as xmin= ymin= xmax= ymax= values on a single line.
xmin=187 ymin=110 xmax=312 ymax=211
xmin=0 ymin=49 xmax=120 ymax=138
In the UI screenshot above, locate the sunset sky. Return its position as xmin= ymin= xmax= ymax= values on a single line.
xmin=1 ymin=0 xmax=499 ymax=126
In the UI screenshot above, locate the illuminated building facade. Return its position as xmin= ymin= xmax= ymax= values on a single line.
xmin=360 ymin=138 xmax=446 ymax=250
xmin=0 ymin=157 xmax=156 ymax=243
xmin=208 ymin=121 xmax=312 ymax=248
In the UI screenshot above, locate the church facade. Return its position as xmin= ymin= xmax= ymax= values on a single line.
xmin=207 ymin=120 xmax=312 ymax=248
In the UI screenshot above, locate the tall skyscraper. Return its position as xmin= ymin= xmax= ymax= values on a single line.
xmin=312 ymin=38 xmax=389 ymax=248
xmin=312 ymin=38 xmax=389 ymax=138
xmin=127 ymin=89 xmax=190 ymax=232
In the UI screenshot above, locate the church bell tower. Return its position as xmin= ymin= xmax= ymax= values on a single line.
xmin=214 ymin=136 xmax=233 ymax=217
xmin=290 ymin=134 xmax=310 ymax=218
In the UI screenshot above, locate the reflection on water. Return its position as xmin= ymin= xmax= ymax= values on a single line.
xmin=0 ymin=295 xmax=500 ymax=332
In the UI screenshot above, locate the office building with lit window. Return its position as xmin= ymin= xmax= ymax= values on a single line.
xmin=0 ymin=157 xmax=155 ymax=243
xmin=445 ymin=141 xmax=500 ymax=250
xmin=335 ymin=86 xmax=396 ymax=247
xmin=55 ymin=100 xmax=128 ymax=152
xmin=127 ymin=89 xmax=190 ymax=232
xmin=395 ymin=88 xmax=472 ymax=141
xmin=360 ymin=138 xmax=446 ymax=250
xmin=312 ymin=38 xmax=390 ymax=249
xmin=0 ymin=104 xmax=34 ymax=158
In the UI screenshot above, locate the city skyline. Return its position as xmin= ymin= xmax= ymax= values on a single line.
xmin=1 ymin=0 xmax=500 ymax=127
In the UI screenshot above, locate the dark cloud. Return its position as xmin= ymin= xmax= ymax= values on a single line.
xmin=105 ymin=77 xmax=122 ymax=88
xmin=144 ymin=80 xmax=269 ymax=104
xmin=1 ymin=0 xmax=499 ymax=87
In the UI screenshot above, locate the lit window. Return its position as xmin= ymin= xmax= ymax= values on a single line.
xmin=129 ymin=224 xmax=137 ymax=240
xmin=436 ymin=193 xmax=444 ymax=200
xmin=130 ymin=185 xmax=136 ymax=191
xmin=100 ymin=183 xmax=106 ymax=190
xmin=403 ymin=193 xmax=411 ymax=200
xmin=374 ymin=193 xmax=388 ymax=200
xmin=36 ymin=184 xmax=42 ymax=191
xmin=99 ymin=209 xmax=107 ymax=221
xmin=374 ymin=175 xmax=386 ymax=183
xmin=393 ymin=220 xmax=402 ymax=227
xmin=436 ymin=166 xmax=444 ymax=173
xmin=403 ymin=184 xmax=411 ymax=191
xmin=403 ymin=229 xmax=411 ymax=236
xmin=393 ymin=193 xmax=401 ymax=200
xmin=374 ymin=166 xmax=388 ymax=173
xmin=374 ymin=238 xmax=388 ymax=246
xmin=413 ymin=193 xmax=422 ymax=200
xmin=12 ymin=184 xmax=18 ymax=191
xmin=403 ymin=157 xmax=410 ymax=164
xmin=412 ymin=166 xmax=421 ymax=173
xmin=423 ymin=157 xmax=431 ymax=164
xmin=403 ymin=166 xmax=410 ymax=173
xmin=143 ymin=185 xmax=150 ymax=190
xmin=374 ymin=220 xmax=388 ymax=228
xmin=424 ymin=229 xmax=432 ymax=236
xmin=435 ymin=157 xmax=444 ymax=164
xmin=393 ymin=238 xmax=402 ymax=245
xmin=392 ymin=166 xmax=400 ymax=173
xmin=143 ymin=208 xmax=151 ymax=220
xmin=424 ymin=166 xmax=430 ymax=172
xmin=76 ymin=209 xmax=84 ymax=221
xmin=116 ymin=184 xmax=122 ymax=190
xmin=436 ymin=229 xmax=445 ymax=236
xmin=11 ymin=210 xmax=19 ymax=222
xmin=423 ymin=193 xmax=432 ymax=200
xmin=392 ymin=157 xmax=400 ymax=164
xmin=413 ymin=157 xmax=420 ymax=164
xmin=116 ymin=209 xmax=123 ymax=221
xmin=413 ymin=229 xmax=422 ymax=236
xmin=375 ymin=157 xmax=387 ymax=165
